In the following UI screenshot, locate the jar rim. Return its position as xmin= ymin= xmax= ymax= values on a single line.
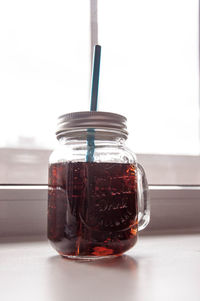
xmin=56 ymin=111 xmax=128 ymax=140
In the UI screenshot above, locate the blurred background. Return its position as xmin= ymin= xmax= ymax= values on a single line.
xmin=0 ymin=0 xmax=199 ymax=184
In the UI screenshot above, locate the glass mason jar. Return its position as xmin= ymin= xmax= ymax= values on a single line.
xmin=48 ymin=111 xmax=150 ymax=259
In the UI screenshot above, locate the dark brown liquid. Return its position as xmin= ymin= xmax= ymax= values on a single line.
xmin=48 ymin=162 xmax=138 ymax=257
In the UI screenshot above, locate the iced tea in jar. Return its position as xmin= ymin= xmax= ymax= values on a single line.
xmin=48 ymin=111 xmax=150 ymax=259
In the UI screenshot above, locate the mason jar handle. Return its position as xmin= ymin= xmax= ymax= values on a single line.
xmin=137 ymin=163 xmax=150 ymax=231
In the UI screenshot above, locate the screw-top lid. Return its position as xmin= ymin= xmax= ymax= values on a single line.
xmin=56 ymin=111 xmax=128 ymax=139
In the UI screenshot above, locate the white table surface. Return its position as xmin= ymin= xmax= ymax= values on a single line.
xmin=0 ymin=234 xmax=200 ymax=301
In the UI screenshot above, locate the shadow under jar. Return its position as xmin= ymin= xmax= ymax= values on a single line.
xmin=48 ymin=111 xmax=150 ymax=259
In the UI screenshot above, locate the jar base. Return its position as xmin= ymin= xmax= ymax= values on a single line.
xmin=61 ymin=254 xmax=121 ymax=261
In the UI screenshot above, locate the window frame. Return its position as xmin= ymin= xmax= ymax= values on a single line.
xmin=1 ymin=185 xmax=200 ymax=237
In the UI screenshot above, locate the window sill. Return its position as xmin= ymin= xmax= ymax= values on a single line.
xmin=0 ymin=185 xmax=200 ymax=237
xmin=1 ymin=234 xmax=200 ymax=301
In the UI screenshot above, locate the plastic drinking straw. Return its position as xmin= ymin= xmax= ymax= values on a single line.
xmin=86 ymin=45 xmax=101 ymax=162
xmin=90 ymin=45 xmax=101 ymax=111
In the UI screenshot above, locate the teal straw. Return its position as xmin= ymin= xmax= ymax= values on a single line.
xmin=90 ymin=45 xmax=101 ymax=111
xmin=86 ymin=45 xmax=101 ymax=162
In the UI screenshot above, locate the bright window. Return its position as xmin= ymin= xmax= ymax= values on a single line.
xmin=0 ymin=0 xmax=199 ymax=184
xmin=0 ymin=0 xmax=91 ymax=149
xmin=98 ymin=0 xmax=199 ymax=155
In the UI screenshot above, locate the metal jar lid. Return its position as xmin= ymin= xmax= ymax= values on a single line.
xmin=56 ymin=111 xmax=128 ymax=139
